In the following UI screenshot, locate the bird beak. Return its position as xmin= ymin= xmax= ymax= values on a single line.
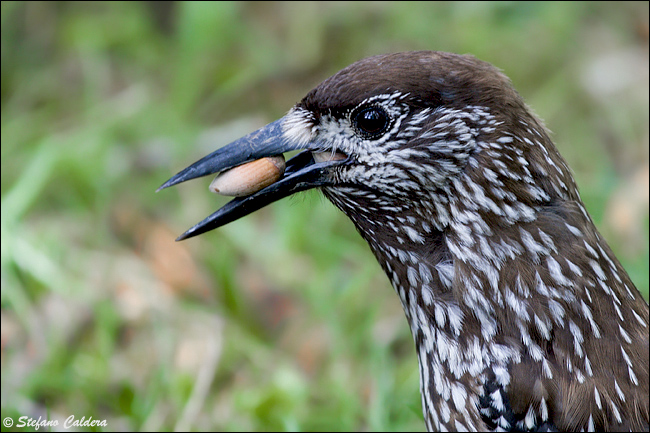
xmin=158 ymin=116 xmax=346 ymax=241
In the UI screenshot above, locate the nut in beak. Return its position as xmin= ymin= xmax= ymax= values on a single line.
xmin=209 ymin=155 xmax=286 ymax=197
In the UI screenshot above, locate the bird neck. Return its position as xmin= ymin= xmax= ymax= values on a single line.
xmin=324 ymin=191 xmax=502 ymax=429
xmin=324 ymin=183 xmax=566 ymax=430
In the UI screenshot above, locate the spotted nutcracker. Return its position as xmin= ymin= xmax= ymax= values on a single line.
xmin=159 ymin=51 xmax=649 ymax=432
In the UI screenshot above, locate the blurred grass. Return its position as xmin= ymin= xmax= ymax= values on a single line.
xmin=1 ymin=1 xmax=648 ymax=431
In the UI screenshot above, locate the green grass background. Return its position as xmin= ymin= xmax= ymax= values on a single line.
xmin=1 ymin=2 xmax=648 ymax=431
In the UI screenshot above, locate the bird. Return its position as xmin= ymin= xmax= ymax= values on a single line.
xmin=159 ymin=51 xmax=649 ymax=432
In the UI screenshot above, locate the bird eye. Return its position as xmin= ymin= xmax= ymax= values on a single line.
xmin=353 ymin=106 xmax=390 ymax=138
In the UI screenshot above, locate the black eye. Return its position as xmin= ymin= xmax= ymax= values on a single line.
xmin=353 ymin=106 xmax=390 ymax=138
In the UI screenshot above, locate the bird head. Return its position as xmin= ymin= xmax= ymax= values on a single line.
xmin=159 ymin=51 xmax=570 ymax=244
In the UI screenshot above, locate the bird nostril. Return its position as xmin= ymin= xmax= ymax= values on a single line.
xmin=312 ymin=151 xmax=347 ymax=163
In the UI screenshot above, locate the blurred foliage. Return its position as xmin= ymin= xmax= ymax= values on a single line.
xmin=1 ymin=1 xmax=648 ymax=431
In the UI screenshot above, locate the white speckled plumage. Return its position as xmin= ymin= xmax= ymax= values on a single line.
xmin=286 ymin=52 xmax=649 ymax=432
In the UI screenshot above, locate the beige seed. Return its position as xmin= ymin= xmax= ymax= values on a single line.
xmin=209 ymin=155 xmax=285 ymax=197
